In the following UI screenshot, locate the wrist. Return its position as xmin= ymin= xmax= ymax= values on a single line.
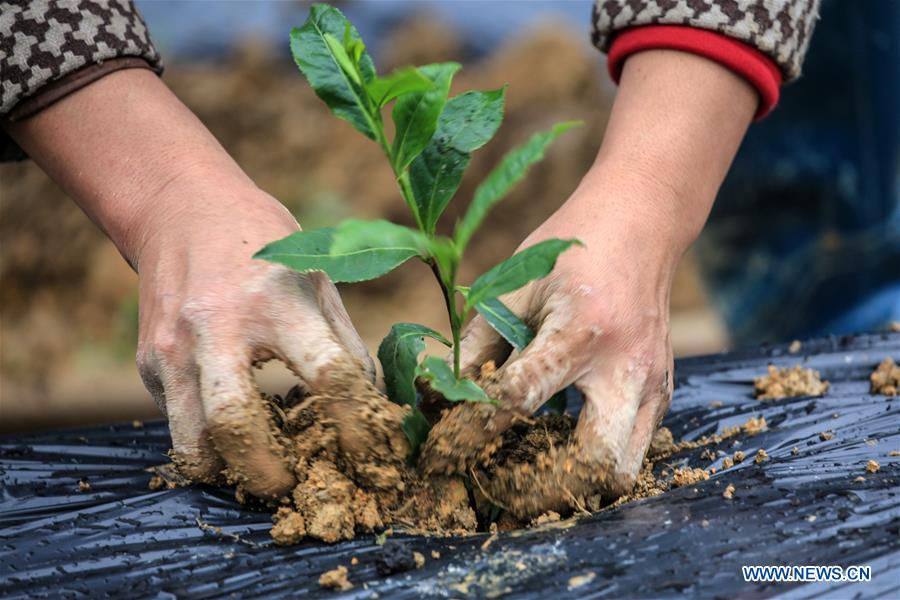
xmin=567 ymin=162 xmax=705 ymax=263
xmin=127 ymin=171 xmax=297 ymax=270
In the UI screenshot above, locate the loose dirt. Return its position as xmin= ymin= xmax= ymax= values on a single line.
xmin=754 ymin=365 xmax=830 ymax=400
xmin=870 ymin=357 xmax=899 ymax=396
xmin=318 ymin=566 xmax=352 ymax=591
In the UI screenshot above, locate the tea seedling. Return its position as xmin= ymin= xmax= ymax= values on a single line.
xmin=256 ymin=3 xmax=580 ymax=457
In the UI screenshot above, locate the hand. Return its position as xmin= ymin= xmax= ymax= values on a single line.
xmin=455 ymin=175 xmax=680 ymax=508
xmin=134 ymin=178 xmax=373 ymax=498
xmin=4 ymin=69 xmax=374 ymax=498
xmin=423 ymin=49 xmax=757 ymax=515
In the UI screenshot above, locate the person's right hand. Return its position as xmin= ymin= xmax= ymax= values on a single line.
xmin=133 ymin=178 xmax=374 ymax=499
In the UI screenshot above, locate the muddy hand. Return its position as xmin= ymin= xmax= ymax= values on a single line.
xmin=134 ymin=186 xmax=374 ymax=498
xmin=5 ymin=70 xmax=376 ymax=500
xmin=455 ymin=185 xmax=677 ymax=502
xmin=424 ymin=50 xmax=756 ymax=514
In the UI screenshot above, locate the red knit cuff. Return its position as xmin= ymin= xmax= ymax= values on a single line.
xmin=607 ymin=25 xmax=783 ymax=120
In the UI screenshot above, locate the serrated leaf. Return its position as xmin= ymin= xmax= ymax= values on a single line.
xmin=327 ymin=219 xmax=430 ymax=280
xmin=434 ymin=88 xmax=506 ymax=153
xmin=391 ymin=62 xmax=460 ymax=173
xmin=416 ymin=356 xmax=494 ymax=403
xmin=408 ymin=145 xmax=470 ymax=236
xmin=409 ymin=88 xmax=505 ymax=234
xmin=254 ymin=220 xmax=429 ymax=283
xmin=378 ymin=323 xmax=450 ymax=410
xmin=465 ymin=238 xmax=580 ymax=309
xmin=474 ymin=297 xmax=534 ymax=350
xmin=401 ymin=409 xmax=432 ymax=463
xmin=291 ymin=4 xmax=377 ymax=139
xmin=367 ymin=67 xmax=433 ymax=107
xmin=455 ymin=121 xmax=581 ymax=250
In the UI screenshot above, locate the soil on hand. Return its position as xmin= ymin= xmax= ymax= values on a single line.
xmin=754 ymin=365 xmax=830 ymax=400
xmin=870 ymin=357 xmax=899 ymax=396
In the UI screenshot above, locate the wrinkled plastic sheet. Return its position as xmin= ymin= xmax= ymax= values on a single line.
xmin=1 ymin=333 xmax=898 ymax=598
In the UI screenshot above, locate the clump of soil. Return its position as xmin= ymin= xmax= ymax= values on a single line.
xmin=376 ymin=540 xmax=421 ymax=575
xmin=671 ymin=467 xmax=710 ymax=487
xmin=260 ymin=372 xmax=478 ymax=546
xmin=754 ymin=365 xmax=830 ymax=400
xmin=319 ymin=566 xmax=352 ymax=591
xmin=870 ymin=358 xmax=899 ymax=396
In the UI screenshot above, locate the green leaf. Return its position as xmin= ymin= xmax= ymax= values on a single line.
xmin=343 ymin=23 xmax=365 ymax=63
xmin=366 ymin=67 xmax=433 ymax=107
xmin=378 ymin=323 xmax=450 ymax=410
xmin=434 ymin=88 xmax=506 ymax=153
xmin=408 ymin=146 xmax=470 ymax=236
xmin=401 ymin=409 xmax=432 ymax=463
xmin=254 ymin=220 xmax=429 ymax=283
xmin=327 ymin=219 xmax=430 ymax=280
xmin=323 ymin=32 xmax=360 ymax=86
xmin=455 ymin=121 xmax=581 ymax=250
xmin=291 ymin=4 xmax=377 ymax=139
xmin=474 ymin=298 xmax=534 ymax=350
xmin=409 ymin=88 xmax=505 ymax=234
xmin=415 ymin=356 xmax=494 ymax=403
xmin=391 ymin=62 xmax=460 ymax=173
xmin=465 ymin=238 xmax=580 ymax=309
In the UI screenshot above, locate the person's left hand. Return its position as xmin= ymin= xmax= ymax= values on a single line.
xmin=425 ymin=168 xmax=690 ymax=515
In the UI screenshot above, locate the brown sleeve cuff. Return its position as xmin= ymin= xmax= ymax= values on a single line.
xmin=1 ymin=57 xmax=156 ymax=161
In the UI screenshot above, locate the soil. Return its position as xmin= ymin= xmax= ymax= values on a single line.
xmin=174 ymin=359 xmax=774 ymax=546
xmin=870 ymin=357 xmax=899 ymax=396
xmin=318 ymin=566 xmax=352 ymax=591
xmin=261 ymin=372 xmax=478 ymax=546
xmin=754 ymin=365 xmax=830 ymax=400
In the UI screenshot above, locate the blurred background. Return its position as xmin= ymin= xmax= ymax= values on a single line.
xmin=1 ymin=1 xmax=897 ymax=433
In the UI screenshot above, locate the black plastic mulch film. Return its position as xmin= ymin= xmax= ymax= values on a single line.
xmin=1 ymin=333 xmax=898 ymax=598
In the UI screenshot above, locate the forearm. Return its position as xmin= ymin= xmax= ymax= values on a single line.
xmin=582 ymin=49 xmax=756 ymax=255
xmin=3 ymin=69 xmax=259 ymax=267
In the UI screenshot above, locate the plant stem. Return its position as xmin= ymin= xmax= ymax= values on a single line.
xmin=397 ymin=172 xmax=424 ymax=232
xmin=430 ymin=259 xmax=462 ymax=378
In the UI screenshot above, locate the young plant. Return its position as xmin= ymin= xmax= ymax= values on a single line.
xmin=256 ymin=4 xmax=581 ymax=458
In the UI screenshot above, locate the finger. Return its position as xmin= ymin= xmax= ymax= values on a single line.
xmin=573 ymin=360 xmax=661 ymax=495
xmin=272 ymin=309 xmax=409 ymax=468
xmin=157 ymin=360 xmax=224 ymax=483
xmin=621 ymin=365 xmax=673 ymax=472
xmin=198 ymin=336 xmax=294 ymax=499
xmin=271 ymin=303 xmax=358 ymax=392
xmin=456 ymin=313 xmax=511 ymax=379
xmin=488 ymin=311 xmax=597 ymax=414
xmin=308 ymin=271 xmax=376 ymax=382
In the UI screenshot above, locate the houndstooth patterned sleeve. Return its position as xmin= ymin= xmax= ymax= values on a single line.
xmin=591 ymin=0 xmax=820 ymax=82
xmin=0 ymin=0 xmax=162 ymax=159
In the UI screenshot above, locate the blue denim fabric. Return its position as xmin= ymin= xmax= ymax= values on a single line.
xmin=696 ymin=0 xmax=900 ymax=345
